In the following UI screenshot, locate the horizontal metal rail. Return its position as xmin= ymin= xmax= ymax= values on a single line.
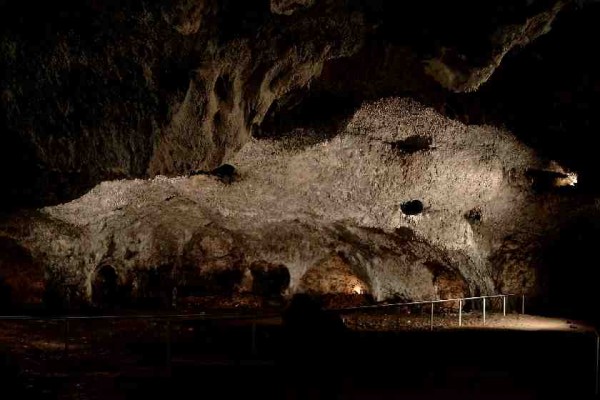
xmin=0 ymin=294 xmax=524 ymax=321
xmin=0 ymin=312 xmax=279 ymax=322
xmin=330 ymin=293 xmax=521 ymax=313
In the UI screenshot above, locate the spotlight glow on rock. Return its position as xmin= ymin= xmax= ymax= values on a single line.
xmin=353 ymin=285 xmax=364 ymax=295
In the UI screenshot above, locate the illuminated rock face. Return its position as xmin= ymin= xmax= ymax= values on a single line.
xmin=0 ymin=98 xmax=585 ymax=307
xmin=0 ymin=0 xmax=568 ymax=208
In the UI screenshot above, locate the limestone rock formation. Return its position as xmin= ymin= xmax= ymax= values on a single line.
xmin=299 ymin=254 xmax=370 ymax=296
xmin=424 ymin=1 xmax=567 ymax=92
xmin=0 ymin=98 xmax=587 ymax=308
xmin=0 ymin=0 xmax=569 ymax=208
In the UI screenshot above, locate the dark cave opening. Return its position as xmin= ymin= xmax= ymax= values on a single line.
xmin=92 ymin=265 xmax=119 ymax=309
xmin=132 ymin=265 xmax=175 ymax=309
xmin=526 ymin=168 xmax=577 ymax=192
xmin=543 ymin=215 xmax=600 ymax=324
xmin=389 ymin=136 xmax=433 ymax=154
xmin=465 ymin=208 xmax=482 ymax=224
xmin=189 ymin=164 xmax=237 ymax=184
xmin=250 ymin=262 xmax=291 ymax=299
xmin=401 ymin=200 xmax=424 ymax=216
xmin=214 ymin=75 xmax=232 ymax=104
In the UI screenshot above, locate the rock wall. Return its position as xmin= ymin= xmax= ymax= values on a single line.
xmin=0 ymin=0 xmax=569 ymax=207
xmin=0 ymin=98 xmax=588 ymax=308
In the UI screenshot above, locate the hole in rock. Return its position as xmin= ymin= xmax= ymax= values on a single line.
xmin=214 ymin=75 xmax=232 ymax=103
xmin=400 ymin=200 xmax=424 ymax=215
xmin=250 ymin=262 xmax=290 ymax=298
xmin=189 ymin=164 xmax=237 ymax=184
xmin=526 ymin=168 xmax=577 ymax=192
xmin=211 ymin=164 xmax=236 ymax=183
xmin=92 ymin=265 xmax=119 ymax=308
xmin=389 ymin=135 xmax=433 ymax=153
xmin=465 ymin=207 xmax=482 ymax=223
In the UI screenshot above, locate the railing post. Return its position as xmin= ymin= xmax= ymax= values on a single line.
xmin=483 ymin=298 xmax=486 ymax=325
xmin=172 ymin=287 xmax=178 ymax=309
xmin=521 ymin=295 xmax=525 ymax=315
xmin=430 ymin=302 xmax=434 ymax=331
xmin=595 ymin=333 xmax=599 ymax=397
xmin=458 ymin=300 xmax=463 ymax=327
xmin=503 ymin=296 xmax=507 ymax=317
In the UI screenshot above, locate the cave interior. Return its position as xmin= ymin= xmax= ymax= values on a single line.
xmin=1 ymin=0 xmax=600 ymax=398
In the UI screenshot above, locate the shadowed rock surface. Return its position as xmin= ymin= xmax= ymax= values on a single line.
xmin=0 ymin=0 xmax=572 ymax=208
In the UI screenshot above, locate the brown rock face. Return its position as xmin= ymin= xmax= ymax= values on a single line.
xmin=0 ymin=237 xmax=45 ymax=308
xmin=0 ymin=0 xmax=364 ymax=207
xmin=1 ymin=97 xmax=584 ymax=309
xmin=490 ymin=235 xmax=543 ymax=297
xmin=425 ymin=261 xmax=468 ymax=301
xmin=270 ymin=0 xmax=316 ymax=15
xmin=0 ymin=0 xmax=568 ymax=207
xmin=299 ymin=254 xmax=370 ymax=296
xmin=423 ymin=1 xmax=567 ymax=92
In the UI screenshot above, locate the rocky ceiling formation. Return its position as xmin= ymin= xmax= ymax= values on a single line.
xmin=1 ymin=0 xmax=599 ymax=315
xmin=0 ymin=0 xmax=576 ymax=208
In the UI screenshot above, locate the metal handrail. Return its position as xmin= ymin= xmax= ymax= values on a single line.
xmin=0 ymin=311 xmax=279 ymax=322
xmin=330 ymin=293 xmax=521 ymax=312
xmin=0 ymin=294 xmax=525 ymax=322
xmin=331 ymin=293 xmax=526 ymax=331
xmin=0 ymin=295 xmax=597 ymax=396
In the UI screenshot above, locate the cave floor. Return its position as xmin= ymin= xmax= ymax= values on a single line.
xmin=0 ymin=313 xmax=596 ymax=399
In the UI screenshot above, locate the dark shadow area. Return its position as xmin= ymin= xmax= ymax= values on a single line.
xmin=3 ymin=318 xmax=596 ymax=399
xmin=250 ymin=262 xmax=290 ymax=300
xmin=92 ymin=265 xmax=119 ymax=309
xmin=0 ymin=236 xmax=45 ymax=312
xmin=543 ymin=213 xmax=600 ymax=326
xmin=0 ymin=350 xmax=25 ymax=398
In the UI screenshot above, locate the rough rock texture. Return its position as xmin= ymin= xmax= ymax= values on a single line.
xmin=270 ymin=0 xmax=316 ymax=16
xmin=0 ymin=0 xmax=569 ymax=208
xmin=424 ymin=1 xmax=566 ymax=92
xmin=299 ymin=254 xmax=370 ymax=296
xmin=0 ymin=98 xmax=588 ymax=307
xmin=0 ymin=236 xmax=45 ymax=308
xmin=0 ymin=0 xmax=364 ymax=207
